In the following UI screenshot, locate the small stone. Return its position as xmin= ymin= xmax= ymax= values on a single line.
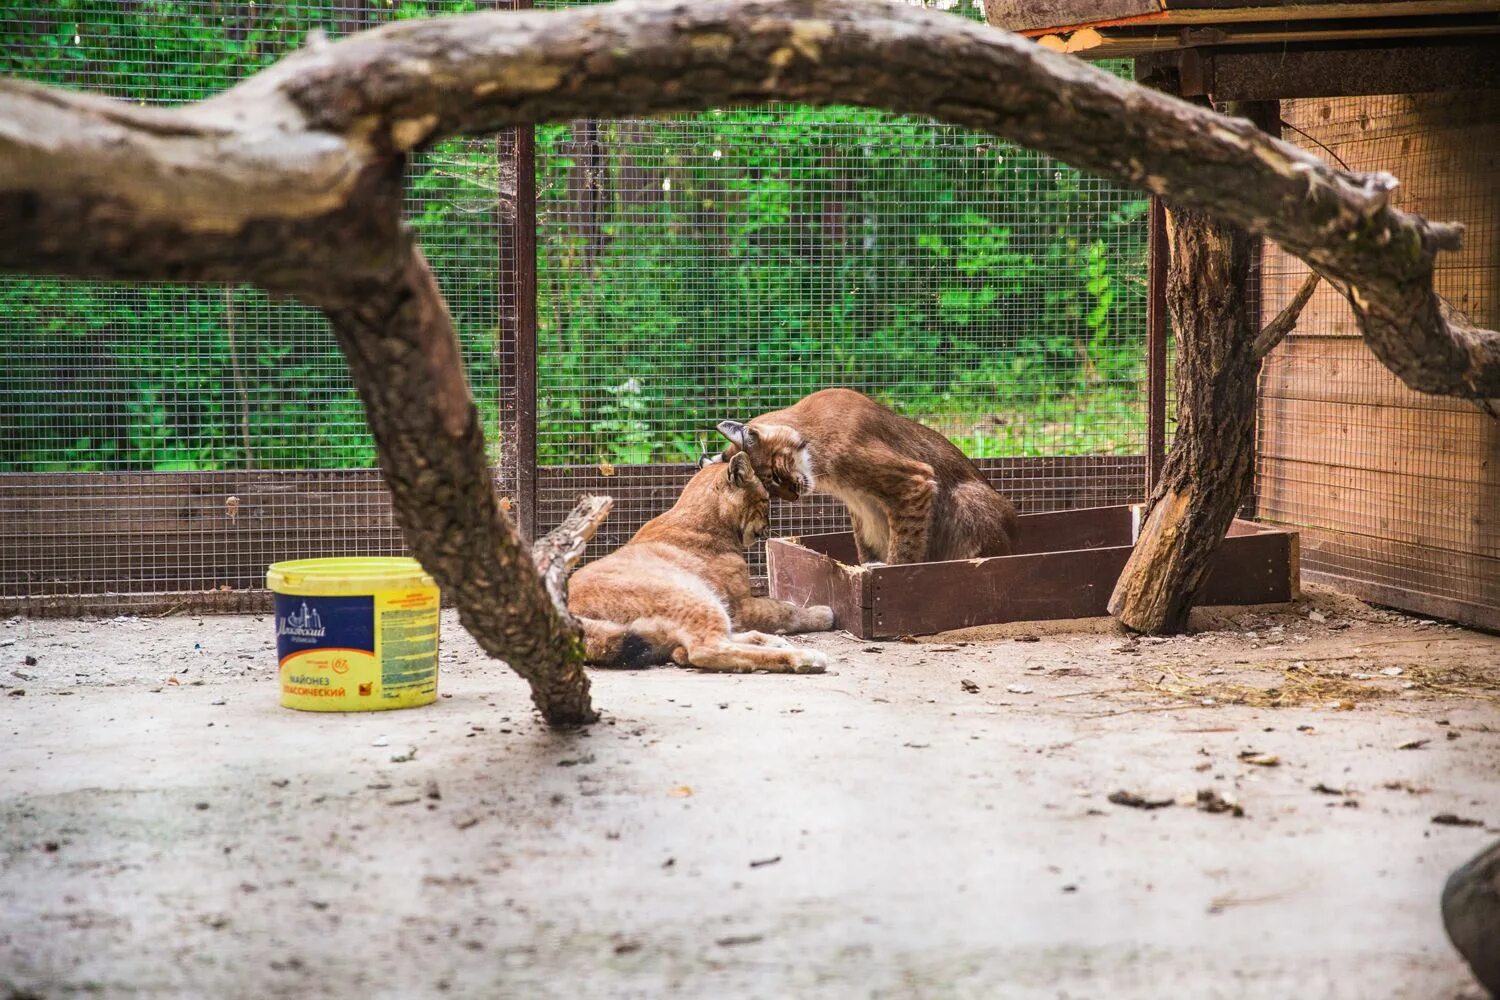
xmin=1005 ymin=683 xmax=1033 ymax=695
xmin=1308 ymin=610 xmax=1327 ymax=624
xmin=371 ymin=736 xmax=390 ymax=748
xmin=1381 ymin=667 xmax=1403 ymax=677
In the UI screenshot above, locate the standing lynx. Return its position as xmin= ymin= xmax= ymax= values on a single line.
xmin=713 ymin=388 xmax=1018 ymax=565
xmin=569 ymin=453 xmax=833 ymax=673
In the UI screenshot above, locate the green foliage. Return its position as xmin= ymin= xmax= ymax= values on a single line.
xmin=0 ymin=2 xmax=497 ymax=471
xmin=532 ymin=107 xmax=1149 ymax=465
xmin=0 ymin=4 xmax=1149 ymax=473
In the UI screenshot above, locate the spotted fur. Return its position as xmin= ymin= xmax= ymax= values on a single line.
xmin=715 ymin=388 xmax=1018 ymax=565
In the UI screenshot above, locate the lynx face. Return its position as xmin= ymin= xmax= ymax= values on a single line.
xmin=687 ymin=451 xmax=771 ymax=548
xmin=714 ymin=420 xmax=814 ymax=502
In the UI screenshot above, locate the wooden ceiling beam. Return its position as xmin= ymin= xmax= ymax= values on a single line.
xmin=986 ymin=0 xmax=1500 ymax=36
xmin=1144 ymin=40 xmax=1500 ymax=100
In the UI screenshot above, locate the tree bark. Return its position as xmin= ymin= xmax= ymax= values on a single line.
xmin=1109 ymin=101 xmax=1319 ymax=636
xmin=321 ymin=251 xmax=598 ymax=725
xmin=1443 ymin=839 xmax=1500 ymax=996
xmin=1107 ymin=173 xmax=1258 ymax=634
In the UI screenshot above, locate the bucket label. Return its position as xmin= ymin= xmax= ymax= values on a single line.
xmin=274 ymin=587 xmax=438 ymax=710
xmin=276 ymin=594 xmax=376 ymax=702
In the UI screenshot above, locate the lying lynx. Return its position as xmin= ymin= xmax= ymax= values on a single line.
xmin=569 ymin=452 xmax=833 ymax=673
xmin=713 ymin=388 xmax=1018 ymax=566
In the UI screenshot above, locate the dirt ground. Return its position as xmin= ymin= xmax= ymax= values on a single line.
xmin=2 ymin=585 xmax=1498 ymax=999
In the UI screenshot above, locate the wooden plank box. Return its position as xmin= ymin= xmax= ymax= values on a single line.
xmin=766 ymin=504 xmax=1300 ymax=639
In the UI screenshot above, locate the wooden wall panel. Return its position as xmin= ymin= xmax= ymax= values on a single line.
xmin=1 ymin=455 xmax=1144 ymax=613
xmin=1256 ymin=90 xmax=1500 ymax=629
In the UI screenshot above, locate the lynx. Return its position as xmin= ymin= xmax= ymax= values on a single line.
xmin=712 ymin=388 xmax=1018 ymax=565
xmin=569 ymin=453 xmax=833 ymax=672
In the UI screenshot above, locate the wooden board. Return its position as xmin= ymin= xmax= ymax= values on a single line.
xmin=1259 ymin=337 xmax=1488 ymax=414
xmin=1257 ymin=398 xmax=1499 ymax=486
xmin=1278 ymin=524 xmax=1500 ymax=611
xmin=1198 ymin=42 xmax=1500 ymax=98
xmin=1 ymin=455 xmax=1146 ymax=609
xmin=535 ymin=454 xmax=1146 ymax=582
xmin=986 ymin=0 xmax=1500 ymax=35
xmin=869 ymin=546 xmax=1132 ymax=636
xmin=765 ymin=536 xmax=870 ymax=637
xmin=0 ymin=469 xmax=404 ymax=598
xmin=768 ymin=506 xmax=1299 ymax=639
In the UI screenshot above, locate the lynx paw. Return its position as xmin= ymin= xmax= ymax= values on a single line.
xmin=806 ymin=605 xmax=835 ymax=631
xmin=791 ymin=648 xmax=828 ymax=673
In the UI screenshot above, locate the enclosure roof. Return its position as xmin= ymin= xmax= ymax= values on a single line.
xmin=982 ymin=0 xmax=1500 ymax=59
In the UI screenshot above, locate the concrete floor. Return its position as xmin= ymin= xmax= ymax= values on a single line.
xmin=2 ymin=588 xmax=1497 ymax=999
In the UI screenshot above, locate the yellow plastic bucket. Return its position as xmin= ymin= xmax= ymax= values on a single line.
xmin=266 ymin=557 xmax=440 ymax=712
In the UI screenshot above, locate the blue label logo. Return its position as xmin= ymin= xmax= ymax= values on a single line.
xmin=275 ymin=594 xmax=374 ymax=661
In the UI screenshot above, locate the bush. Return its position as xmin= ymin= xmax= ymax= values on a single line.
xmin=0 ymin=3 xmax=1147 ymax=472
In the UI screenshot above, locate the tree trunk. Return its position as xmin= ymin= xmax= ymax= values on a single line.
xmin=1108 ymin=101 xmax=1277 ymax=634
xmin=1108 ymin=186 xmax=1257 ymax=632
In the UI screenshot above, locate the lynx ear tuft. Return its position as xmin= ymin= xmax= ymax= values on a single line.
xmin=727 ymin=451 xmax=754 ymax=487
xmin=716 ymin=420 xmax=758 ymax=449
xmin=716 ymin=420 xmax=746 ymax=446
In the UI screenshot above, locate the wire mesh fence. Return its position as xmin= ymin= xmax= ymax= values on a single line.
xmin=0 ymin=1 xmax=508 ymax=608
xmin=1 ymin=1 xmax=1152 ymax=611
xmin=1257 ymin=91 xmax=1500 ymax=628
xmin=523 ymin=0 xmax=1153 ymax=565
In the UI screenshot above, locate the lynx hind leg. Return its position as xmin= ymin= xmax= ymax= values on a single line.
xmin=731 ymin=630 xmax=795 ymax=648
xmin=944 ymin=480 xmax=1019 ymax=559
xmin=736 ymin=596 xmax=835 ymax=635
xmin=579 ymin=616 xmax=679 ymax=669
xmin=684 ymin=640 xmax=827 ymax=674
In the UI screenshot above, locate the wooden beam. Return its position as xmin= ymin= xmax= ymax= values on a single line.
xmin=982 ymin=0 xmax=1156 ymax=35
xmin=1039 ymin=21 xmax=1500 ymax=60
xmin=1200 ymin=41 xmax=1500 ymax=100
xmin=993 ymin=0 xmax=1500 ymax=36
xmin=1145 ymin=195 xmax=1169 ymax=496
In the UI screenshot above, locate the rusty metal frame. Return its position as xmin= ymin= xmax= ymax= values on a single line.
xmin=1145 ymin=194 xmax=1169 ymax=496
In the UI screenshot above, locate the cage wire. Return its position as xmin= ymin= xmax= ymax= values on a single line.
xmin=529 ymin=0 xmax=1151 ymax=573
xmin=1 ymin=0 xmax=1152 ymax=610
xmin=0 ymin=1 xmax=505 ymax=609
xmin=1257 ymin=91 xmax=1500 ymax=624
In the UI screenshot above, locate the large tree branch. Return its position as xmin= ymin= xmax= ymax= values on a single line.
xmin=2 ymin=0 xmax=1494 ymax=397
xmin=321 ymin=251 xmax=597 ymax=726
xmin=1253 ymin=271 xmax=1321 ymax=361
